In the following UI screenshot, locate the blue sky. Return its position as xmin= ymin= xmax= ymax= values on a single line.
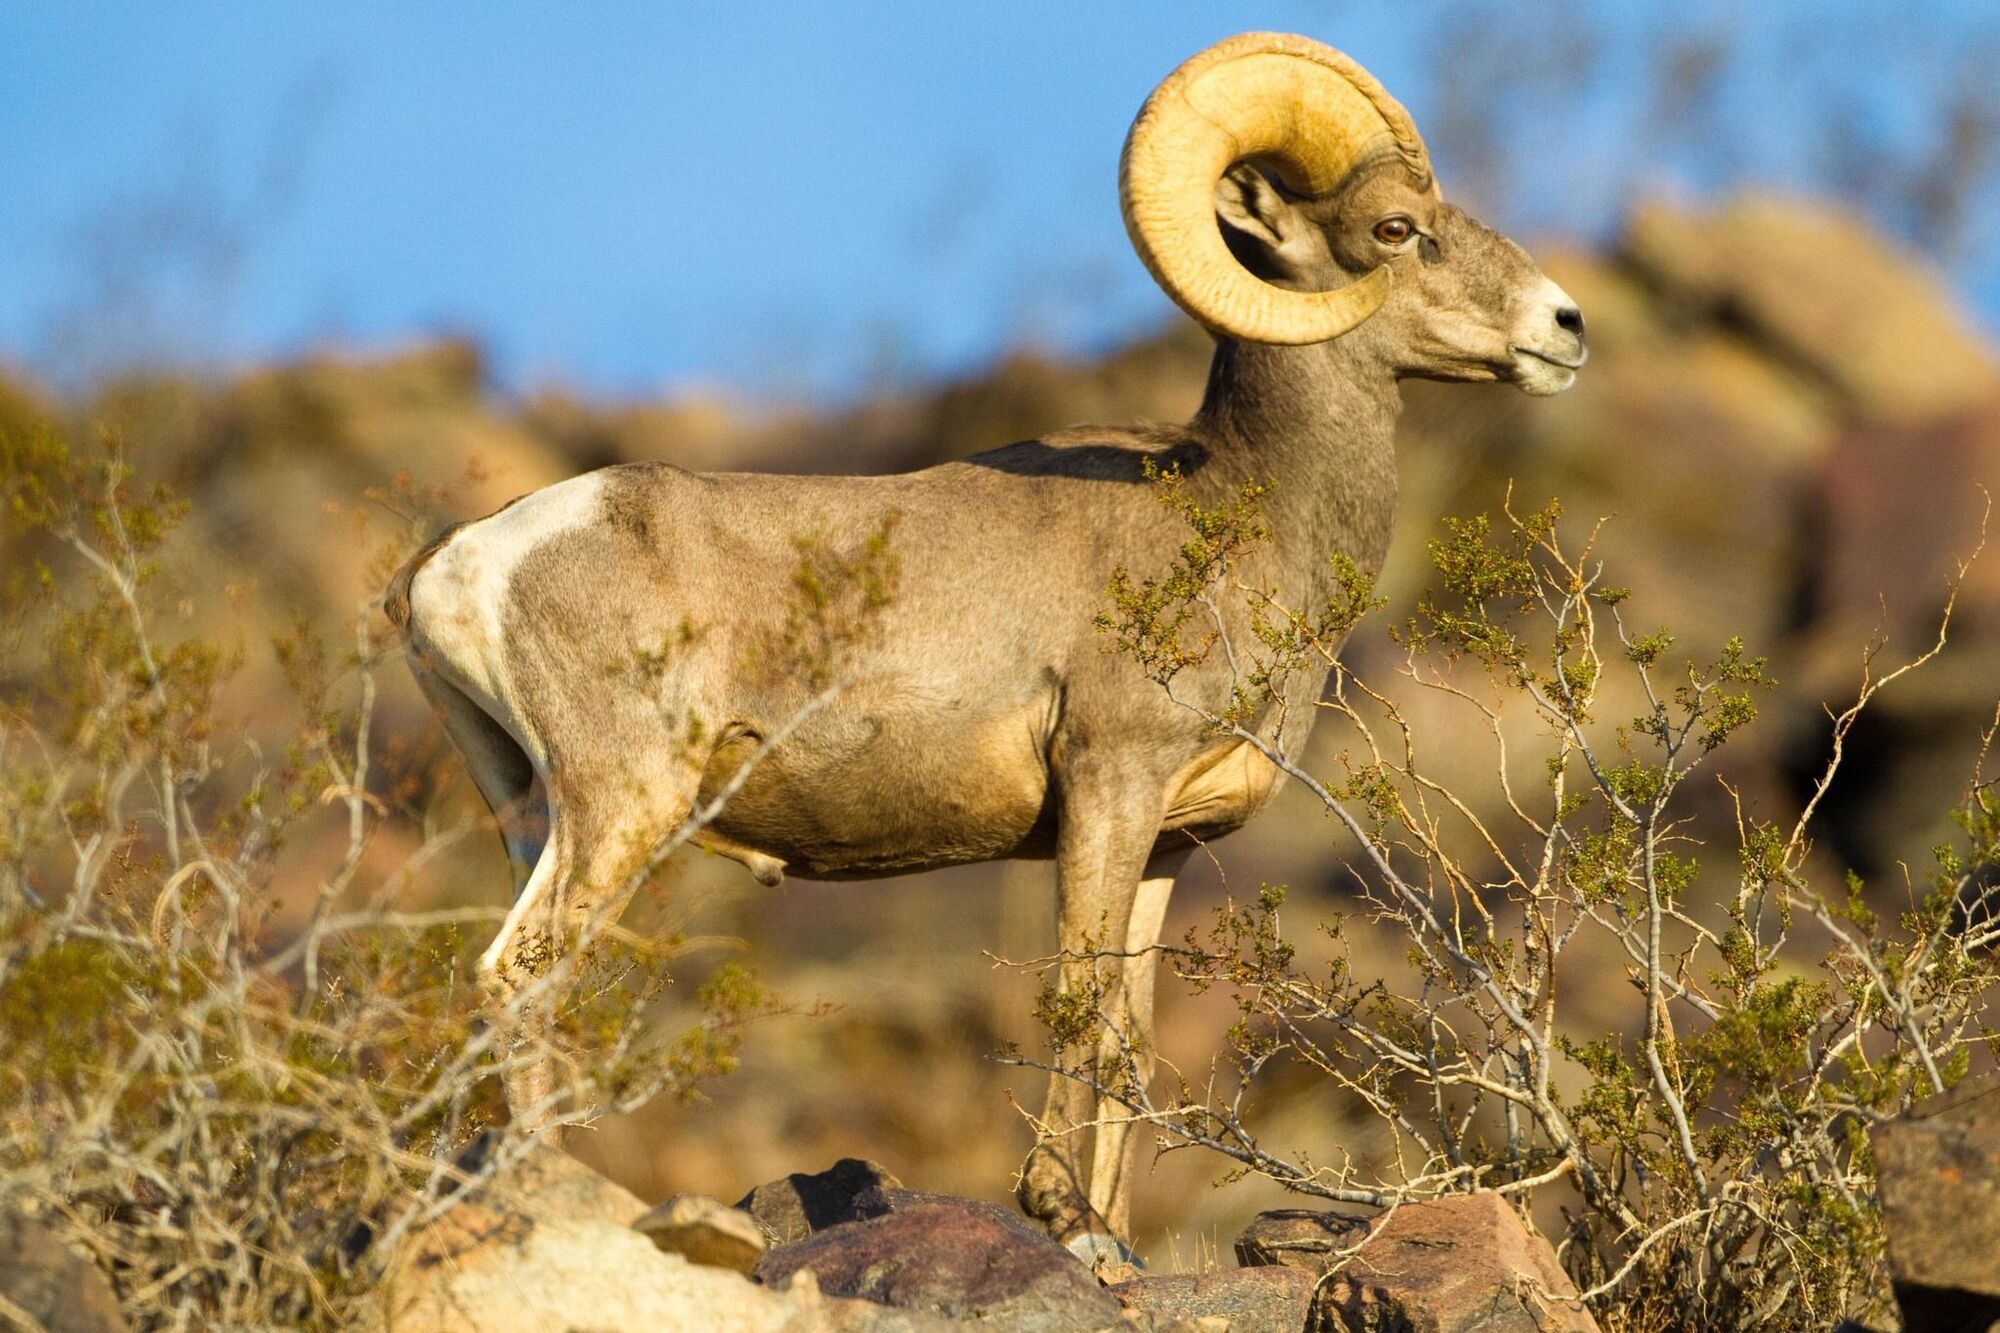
xmin=3 ymin=2 xmax=1996 ymax=402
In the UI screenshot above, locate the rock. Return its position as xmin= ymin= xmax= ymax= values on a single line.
xmin=0 ymin=1211 xmax=129 ymax=1332
xmin=1093 ymin=1258 xmax=1144 ymax=1288
xmin=634 ymin=1193 xmax=770 ymax=1274
xmin=850 ymin=1184 xmax=1052 ymax=1243
xmin=382 ymin=1144 xmax=935 ymax=1331
xmin=1809 ymin=393 xmax=2000 ymax=643
xmin=1870 ymin=1073 xmax=2000 ymax=1333
xmin=1235 ymin=1194 xmax=1598 ymax=1333
xmin=737 ymin=1158 xmax=903 ymax=1245
xmin=1111 ymin=1267 xmax=1317 ymax=1332
xmin=1234 ymin=1208 xmax=1367 ymax=1270
xmin=756 ymin=1196 xmax=1124 ymax=1330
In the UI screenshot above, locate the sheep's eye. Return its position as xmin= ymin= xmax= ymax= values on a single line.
xmin=1373 ymin=216 xmax=1415 ymax=245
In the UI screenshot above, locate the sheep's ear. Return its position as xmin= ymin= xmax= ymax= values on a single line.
xmin=1214 ymin=163 xmax=1313 ymax=273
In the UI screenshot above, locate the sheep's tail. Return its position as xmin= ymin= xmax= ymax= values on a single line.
xmin=383 ymin=523 xmax=466 ymax=635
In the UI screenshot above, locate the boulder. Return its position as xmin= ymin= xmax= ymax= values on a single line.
xmin=736 ymin=1158 xmax=903 ymax=1245
xmin=1233 ymin=1208 xmax=1366 ymax=1271
xmin=756 ymin=1196 xmax=1124 ymax=1330
xmin=1235 ymin=1194 xmax=1598 ymax=1333
xmin=0 ymin=1210 xmax=129 ymax=1333
xmin=381 ymin=1144 xmax=936 ymax=1332
xmin=1870 ymin=1073 xmax=2000 ymax=1332
xmin=1805 ymin=392 xmax=2000 ymax=650
xmin=635 ymin=1193 xmax=770 ymax=1274
xmin=849 ymin=1185 xmax=1052 ymax=1243
xmin=1111 ymin=1267 xmax=1317 ymax=1332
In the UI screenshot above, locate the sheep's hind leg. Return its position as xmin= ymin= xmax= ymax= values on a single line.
xmin=477 ymin=742 xmax=701 ymax=1137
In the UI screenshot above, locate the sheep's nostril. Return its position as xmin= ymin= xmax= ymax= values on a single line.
xmin=1555 ymin=305 xmax=1585 ymax=339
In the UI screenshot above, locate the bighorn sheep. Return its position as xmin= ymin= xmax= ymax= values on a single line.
xmin=389 ymin=32 xmax=1584 ymax=1257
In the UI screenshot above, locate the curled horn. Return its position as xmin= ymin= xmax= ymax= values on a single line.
xmin=1120 ymin=32 xmax=1434 ymax=346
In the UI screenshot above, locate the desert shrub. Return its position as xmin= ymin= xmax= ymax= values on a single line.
xmin=0 ymin=427 xmax=771 ymax=1328
xmin=1049 ymin=475 xmax=1999 ymax=1331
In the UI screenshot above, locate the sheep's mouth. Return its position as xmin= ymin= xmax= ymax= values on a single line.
xmin=1510 ymin=345 xmax=1586 ymax=371
xmin=1506 ymin=344 xmax=1584 ymax=396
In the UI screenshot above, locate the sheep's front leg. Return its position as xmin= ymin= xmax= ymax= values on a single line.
xmin=1018 ymin=773 xmax=1163 ymax=1259
xmin=1087 ymin=844 xmax=1190 ymax=1242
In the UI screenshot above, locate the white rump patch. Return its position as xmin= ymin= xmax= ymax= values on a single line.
xmin=407 ymin=471 xmax=609 ymax=738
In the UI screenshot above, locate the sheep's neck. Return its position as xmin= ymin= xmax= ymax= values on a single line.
xmin=1193 ymin=336 xmax=1403 ymax=585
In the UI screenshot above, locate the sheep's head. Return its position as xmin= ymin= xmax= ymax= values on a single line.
xmin=1123 ymin=33 xmax=1585 ymax=396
